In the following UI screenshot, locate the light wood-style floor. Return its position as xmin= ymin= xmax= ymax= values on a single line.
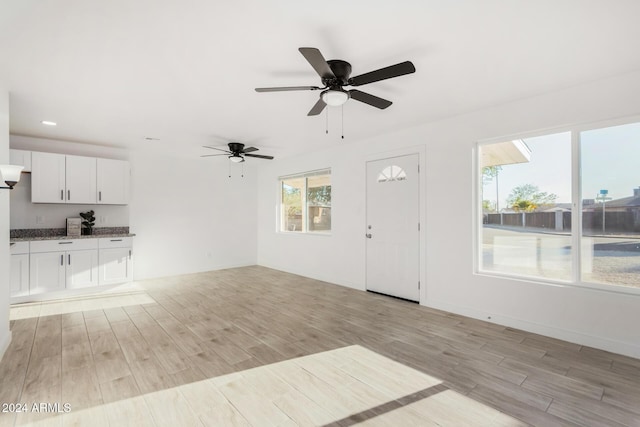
xmin=1 ymin=266 xmax=639 ymax=426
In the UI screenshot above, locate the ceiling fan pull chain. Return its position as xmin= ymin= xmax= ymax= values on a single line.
xmin=241 ymin=162 xmax=244 ymax=178
xmin=325 ymin=107 xmax=329 ymax=135
xmin=228 ymin=161 xmax=231 ymax=178
xmin=341 ymin=105 xmax=344 ymax=139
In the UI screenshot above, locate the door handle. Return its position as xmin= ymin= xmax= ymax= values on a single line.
xmin=366 ymin=233 xmax=372 ymax=239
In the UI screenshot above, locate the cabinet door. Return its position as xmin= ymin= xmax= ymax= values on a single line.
xmin=66 ymin=250 xmax=99 ymax=289
xmin=99 ymin=247 xmax=133 ymax=285
xmin=98 ymin=159 xmax=130 ymax=205
xmin=10 ymin=254 xmax=30 ymax=297
xmin=97 ymin=158 xmax=129 ymax=204
xmin=30 ymin=252 xmax=66 ymax=294
xmin=66 ymin=155 xmax=97 ymax=204
xmin=31 ymin=152 xmax=66 ymax=203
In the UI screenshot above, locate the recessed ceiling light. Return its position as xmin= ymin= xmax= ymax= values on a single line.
xmin=41 ymin=120 xmax=57 ymax=126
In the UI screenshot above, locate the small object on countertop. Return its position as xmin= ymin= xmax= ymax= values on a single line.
xmin=66 ymin=218 xmax=82 ymax=237
xmin=79 ymin=210 xmax=95 ymax=235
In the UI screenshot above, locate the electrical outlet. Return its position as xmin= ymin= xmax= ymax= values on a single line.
xmin=36 ymin=215 xmax=45 ymax=224
xmin=99 ymin=216 xmax=107 ymax=224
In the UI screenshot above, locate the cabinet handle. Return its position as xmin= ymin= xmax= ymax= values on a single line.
xmin=110 ymin=239 xmax=123 ymax=242
xmin=68 ymin=254 xmax=71 ymax=265
xmin=68 ymin=190 xmax=70 ymax=200
xmin=61 ymin=190 xmax=64 ymax=200
xmin=58 ymin=241 xmax=73 ymax=245
xmin=99 ymin=191 xmax=102 ymax=201
xmin=60 ymin=254 xmax=63 ymax=266
xmin=129 ymin=250 xmax=132 ymax=260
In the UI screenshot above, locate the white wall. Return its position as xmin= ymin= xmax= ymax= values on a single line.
xmin=128 ymin=149 xmax=257 ymax=280
xmin=257 ymin=71 xmax=640 ymax=358
xmin=0 ymin=90 xmax=11 ymax=358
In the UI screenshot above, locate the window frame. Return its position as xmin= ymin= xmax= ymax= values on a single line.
xmin=474 ymin=115 xmax=640 ymax=296
xmin=278 ymin=168 xmax=332 ymax=236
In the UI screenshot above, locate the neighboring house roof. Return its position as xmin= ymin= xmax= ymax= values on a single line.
xmin=605 ymin=195 xmax=640 ymax=208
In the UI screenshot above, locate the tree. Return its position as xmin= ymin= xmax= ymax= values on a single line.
xmin=482 ymin=200 xmax=497 ymax=213
xmin=482 ymin=166 xmax=501 ymax=184
xmin=506 ymin=184 xmax=557 ymax=212
xmin=482 ymin=166 xmax=502 ymax=211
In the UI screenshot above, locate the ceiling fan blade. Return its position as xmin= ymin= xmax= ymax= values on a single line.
xmin=200 ymin=154 xmax=230 ymax=157
xmin=203 ymin=146 xmax=231 ymax=153
xmin=349 ymin=61 xmax=416 ymax=86
xmin=349 ymin=90 xmax=393 ymax=109
xmin=242 ymin=147 xmax=259 ymax=153
xmin=255 ymin=86 xmax=321 ymax=92
xmin=307 ymin=98 xmax=327 ymax=116
xmin=299 ymin=47 xmax=336 ymax=80
xmin=244 ymin=153 xmax=274 ymax=160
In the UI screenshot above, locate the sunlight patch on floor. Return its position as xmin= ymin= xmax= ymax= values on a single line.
xmin=9 ymin=291 xmax=155 ymax=321
xmin=11 ymin=345 xmax=525 ymax=426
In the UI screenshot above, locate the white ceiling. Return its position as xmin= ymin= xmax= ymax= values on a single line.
xmin=1 ymin=0 xmax=640 ymax=159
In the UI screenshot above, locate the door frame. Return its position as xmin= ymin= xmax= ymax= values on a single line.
xmin=365 ymin=144 xmax=427 ymax=304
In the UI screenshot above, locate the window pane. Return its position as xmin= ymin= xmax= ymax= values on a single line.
xmin=307 ymin=174 xmax=331 ymax=232
xmin=282 ymin=177 xmax=304 ymax=232
xmin=580 ymin=122 xmax=640 ymax=288
xmin=479 ymin=133 xmax=572 ymax=280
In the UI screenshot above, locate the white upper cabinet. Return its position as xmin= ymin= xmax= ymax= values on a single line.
xmin=30 ymin=151 xmax=129 ymax=205
xmin=10 ymin=149 xmax=32 ymax=172
xmin=31 ymin=152 xmax=66 ymax=203
xmin=66 ymin=155 xmax=97 ymax=204
xmin=97 ymin=158 xmax=130 ymax=205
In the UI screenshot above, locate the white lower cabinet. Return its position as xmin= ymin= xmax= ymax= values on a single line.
xmin=66 ymin=250 xmax=99 ymax=289
xmin=98 ymin=237 xmax=133 ymax=285
xmin=16 ymin=237 xmax=133 ymax=299
xmin=29 ymin=251 xmax=67 ymax=294
xmin=28 ymin=238 xmax=100 ymax=296
xmin=10 ymin=242 xmax=30 ymax=297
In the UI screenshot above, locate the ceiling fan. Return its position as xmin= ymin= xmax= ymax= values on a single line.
xmin=201 ymin=142 xmax=274 ymax=163
xmin=255 ymin=47 xmax=416 ymax=116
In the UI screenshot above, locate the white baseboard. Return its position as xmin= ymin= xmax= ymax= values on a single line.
xmin=256 ymin=262 xmax=364 ymax=291
xmin=425 ymin=299 xmax=640 ymax=360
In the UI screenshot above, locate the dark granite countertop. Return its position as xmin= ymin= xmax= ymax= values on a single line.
xmin=10 ymin=233 xmax=135 ymax=243
xmin=10 ymin=227 xmax=134 ymax=242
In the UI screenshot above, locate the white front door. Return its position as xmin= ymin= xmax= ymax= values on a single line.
xmin=366 ymin=154 xmax=420 ymax=302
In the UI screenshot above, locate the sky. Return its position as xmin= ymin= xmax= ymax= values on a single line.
xmin=482 ymin=122 xmax=640 ymax=210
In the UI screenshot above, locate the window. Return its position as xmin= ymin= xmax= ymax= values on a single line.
xmin=280 ymin=169 xmax=331 ymax=233
xmin=377 ymin=165 xmax=407 ymax=182
xmin=580 ymin=123 xmax=640 ymax=287
xmin=479 ymin=134 xmax=572 ymax=281
xmin=478 ymin=121 xmax=640 ymax=291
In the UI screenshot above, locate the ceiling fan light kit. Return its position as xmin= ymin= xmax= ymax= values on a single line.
xmin=321 ymin=88 xmax=349 ymax=106
xmin=255 ymin=47 xmax=415 ymax=117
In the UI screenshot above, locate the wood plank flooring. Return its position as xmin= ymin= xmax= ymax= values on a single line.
xmin=0 ymin=266 xmax=639 ymax=426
